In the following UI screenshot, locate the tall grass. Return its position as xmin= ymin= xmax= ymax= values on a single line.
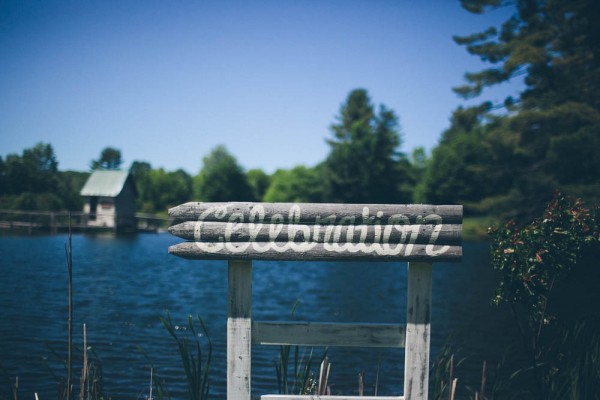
xmin=65 ymin=213 xmax=73 ymax=400
xmin=512 ymin=320 xmax=600 ymax=399
xmin=274 ymin=301 xmax=329 ymax=395
xmin=430 ymin=320 xmax=600 ymax=399
xmin=160 ymin=311 xmax=212 ymax=400
xmin=0 ymin=363 xmax=18 ymax=400
xmin=137 ymin=349 xmax=171 ymax=400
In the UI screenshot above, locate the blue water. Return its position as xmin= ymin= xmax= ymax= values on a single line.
xmin=0 ymin=233 xmax=523 ymax=399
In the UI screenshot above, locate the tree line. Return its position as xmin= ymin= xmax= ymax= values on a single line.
xmin=418 ymin=0 xmax=600 ymax=222
xmin=1 ymin=0 xmax=598 ymax=223
xmin=0 ymin=87 xmax=421 ymax=214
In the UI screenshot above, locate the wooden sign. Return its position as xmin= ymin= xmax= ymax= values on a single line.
xmin=168 ymin=202 xmax=462 ymax=262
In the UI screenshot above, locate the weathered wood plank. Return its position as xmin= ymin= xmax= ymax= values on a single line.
xmin=252 ymin=321 xmax=406 ymax=348
xmin=169 ymin=221 xmax=462 ymax=245
xmin=228 ymin=260 xmax=252 ymax=400
xmin=169 ymin=202 xmax=463 ymax=224
xmin=169 ymin=242 xmax=462 ymax=262
xmin=261 ymin=396 xmax=404 ymax=400
xmin=404 ymin=262 xmax=432 ymax=400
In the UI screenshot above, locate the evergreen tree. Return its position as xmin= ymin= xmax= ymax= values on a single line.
xmin=90 ymin=147 xmax=123 ymax=170
xmin=431 ymin=0 xmax=600 ymax=218
xmin=454 ymin=0 xmax=600 ymax=110
xmin=323 ymin=89 xmax=409 ymax=203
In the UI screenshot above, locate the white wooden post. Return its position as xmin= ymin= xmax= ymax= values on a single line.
xmin=228 ymin=260 xmax=252 ymax=400
xmin=404 ymin=262 xmax=432 ymax=400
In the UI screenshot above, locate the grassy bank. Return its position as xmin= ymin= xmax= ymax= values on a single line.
xmin=462 ymin=216 xmax=499 ymax=242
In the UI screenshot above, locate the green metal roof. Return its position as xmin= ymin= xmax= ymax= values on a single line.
xmin=80 ymin=170 xmax=130 ymax=197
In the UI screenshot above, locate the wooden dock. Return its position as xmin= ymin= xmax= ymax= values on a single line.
xmin=0 ymin=209 xmax=170 ymax=234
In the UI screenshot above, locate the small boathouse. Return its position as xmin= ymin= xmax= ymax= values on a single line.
xmin=80 ymin=170 xmax=136 ymax=231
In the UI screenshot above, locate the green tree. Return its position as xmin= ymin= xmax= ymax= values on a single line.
xmin=417 ymin=108 xmax=511 ymax=206
xmin=58 ymin=170 xmax=90 ymax=211
xmin=130 ymin=160 xmax=152 ymax=176
xmin=323 ymin=89 xmax=410 ymax=203
xmin=2 ymin=142 xmax=59 ymax=195
xmin=409 ymin=147 xmax=428 ymax=173
xmin=408 ymin=147 xmax=429 ymax=202
xmin=0 ymin=156 xmax=5 ymax=195
xmin=454 ymin=0 xmax=600 ymax=110
xmin=90 ymin=147 xmax=123 ymax=170
xmin=0 ymin=143 xmax=64 ymax=210
xmin=131 ymin=161 xmax=193 ymax=213
xmin=263 ymin=165 xmax=324 ymax=203
xmin=246 ymin=168 xmax=271 ymax=202
xmin=130 ymin=161 xmax=154 ymax=211
xmin=194 ymin=146 xmax=254 ymax=202
xmin=421 ymin=0 xmax=600 ymax=218
xmin=146 ymin=168 xmax=193 ymax=212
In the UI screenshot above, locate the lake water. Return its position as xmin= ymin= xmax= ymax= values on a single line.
xmin=0 ymin=233 xmax=524 ymax=399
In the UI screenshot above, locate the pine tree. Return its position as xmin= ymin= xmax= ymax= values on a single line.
xmin=323 ymin=89 xmax=409 ymax=203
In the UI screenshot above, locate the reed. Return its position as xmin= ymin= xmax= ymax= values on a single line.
xmin=510 ymin=320 xmax=600 ymax=400
xmin=65 ymin=213 xmax=73 ymax=400
xmin=429 ymin=343 xmax=507 ymax=400
xmin=275 ymin=341 xmax=319 ymax=394
xmin=317 ymin=357 xmax=331 ymax=396
xmin=160 ymin=311 xmax=212 ymax=400
xmin=136 ymin=349 xmax=171 ymax=400
xmin=274 ymin=301 xmax=328 ymax=395
xmin=0 ymin=362 xmax=18 ymax=400
xmin=429 ymin=319 xmax=600 ymax=399
xmin=430 ymin=343 xmax=464 ymax=400
xmin=77 ymin=324 xmax=106 ymax=400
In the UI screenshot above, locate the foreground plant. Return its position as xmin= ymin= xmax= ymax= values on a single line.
xmin=57 ymin=219 xmax=108 ymax=400
xmin=0 ymin=362 xmax=18 ymax=400
xmin=274 ymin=301 xmax=330 ymax=395
xmin=160 ymin=312 xmax=211 ymax=400
xmin=490 ymin=192 xmax=598 ymax=328
xmin=489 ymin=191 xmax=599 ymax=398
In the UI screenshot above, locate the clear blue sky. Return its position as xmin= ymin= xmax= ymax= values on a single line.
xmin=0 ymin=0 xmax=522 ymax=174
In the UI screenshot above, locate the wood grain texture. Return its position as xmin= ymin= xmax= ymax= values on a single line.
xmin=169 ymin=202 xmax=463 ymax=224
xmin=227 ymin=260 xmax=252 ymax=400
xmin=169 ymin=202 xmax=462 ymax=262
xmin=404 ymin=262 xmax=432 ymax=400
xmin=169 ymin=221 xmax=462 ymax=245
xmin=261 ymin=396 xmax=404 ymax=400
xmin=252 ymin=321 xmax=406 ymax=348
xmin=168 ymin=242 xmax=462 ymax=262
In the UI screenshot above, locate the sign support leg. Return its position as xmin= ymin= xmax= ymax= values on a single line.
xmin=404 ymin=262 xmax=432 ymax=400
xmin=227 ymin=260 xmax=252 ymax=400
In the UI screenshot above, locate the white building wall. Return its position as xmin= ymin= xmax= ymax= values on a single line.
xmin=84 ymin=197 xmax=116 ymax=228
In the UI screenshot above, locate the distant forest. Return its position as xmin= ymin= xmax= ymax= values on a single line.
xmin=2 ymin=0 xmax=599 ymax=223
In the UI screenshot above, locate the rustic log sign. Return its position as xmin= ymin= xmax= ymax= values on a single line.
xmin=168 ymin=201 xmax=463 ymax=400
xmin=168 ymin=202 xmax=462 ymax=262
